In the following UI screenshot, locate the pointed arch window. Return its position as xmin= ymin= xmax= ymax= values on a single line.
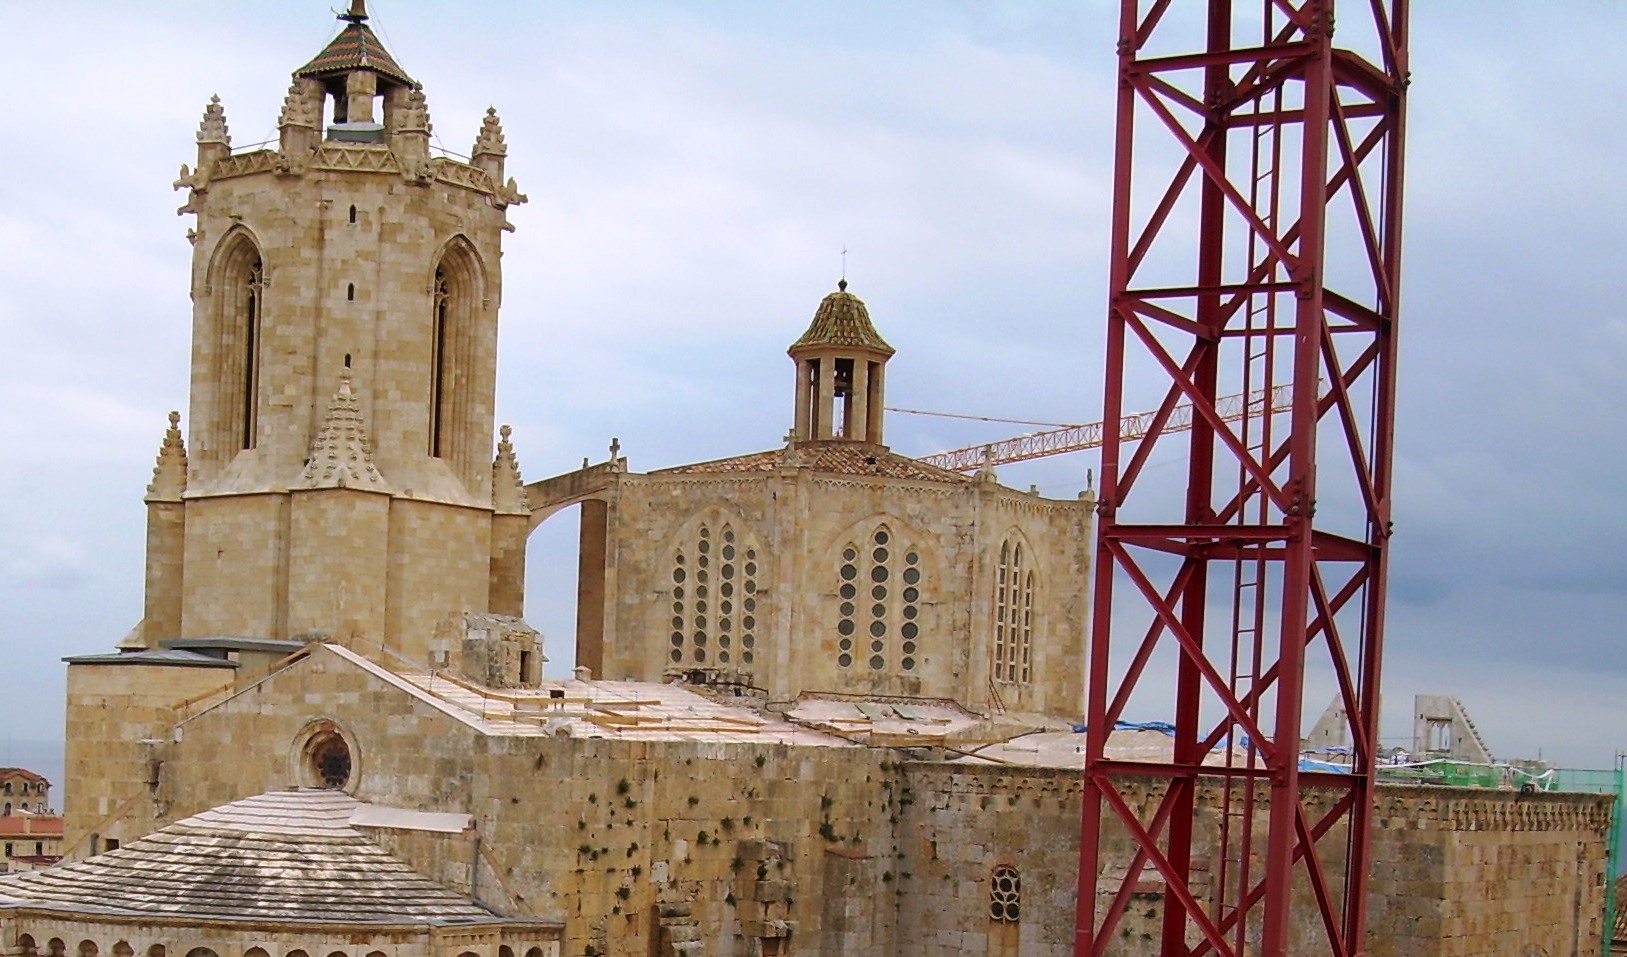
xmin=836 ymin=525 xmax=922 ymax=672
xmin=671 ymin=522 xmax=759 ymax=669
xmin=427 ymin=241 xmax=482 ymax=477
xmin=993 ymin=540 xmax=1034 ymax=684
xmin=205 ymin=231 xmax=264 ymax=461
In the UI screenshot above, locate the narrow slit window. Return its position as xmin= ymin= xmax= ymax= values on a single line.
xmin=241 ymin=259 xmax=264 ymax=450
xmin=429 ymin=267 xmax=449 ymax=457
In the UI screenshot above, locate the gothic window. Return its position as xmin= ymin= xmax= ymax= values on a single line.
xmin=427 ymin=240 xmax=481 ymax=476
xmin=206 ymin=230 xmax=264 ymax=459
xmin=430 ymin=266 xmax=450 ymax=458
xmin=836 ymin=525 xmax=922 ymax=672
xmin=671 ymin=522 xmax=759 ymax=668
xmin=990 ymin=864 xmax=1021 ymax=922
xmin=993 ymin=540 xmax=1035 ymax=684
xmin=239 ymin=260 xmax=264 ymax=450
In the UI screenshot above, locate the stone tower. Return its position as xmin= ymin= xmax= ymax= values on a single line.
xmin=788 ymin=280 xmax=894 ymax=445
xmin=142 ymin=2 xmax=531 ymax=664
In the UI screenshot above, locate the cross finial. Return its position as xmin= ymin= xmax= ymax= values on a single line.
xmin=841 ymin=244 xmax=848 ymax=283
xmin=609 ymin=437 xmax=622 ymax=460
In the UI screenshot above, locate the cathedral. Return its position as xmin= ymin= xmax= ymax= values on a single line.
xmin=0 ymin=6 xmax=1612 ymax=957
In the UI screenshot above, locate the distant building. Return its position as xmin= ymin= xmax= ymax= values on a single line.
xmin=0 ymin=769 xmax=50 ymax=817
xmin=0 ymin=770 xmax=62 ymax=872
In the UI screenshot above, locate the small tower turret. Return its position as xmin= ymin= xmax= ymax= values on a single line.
xmin=788 ymin=281 xmax=895 ymax=445
xmin=294 ymin=0 xmax=415 ymax=144
xmin=277 ymin=77 xmax=323 ymax=158
xmin=472 ymin=107 xmax=507 ymax=185
xmin=196 ymin=95 xmax=231 ymax=171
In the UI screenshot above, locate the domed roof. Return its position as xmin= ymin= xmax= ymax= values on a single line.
xmin=789 ymin=281 xmax=895 ymax=356
xmin=0 ymin=789 xmax=496 ymax=924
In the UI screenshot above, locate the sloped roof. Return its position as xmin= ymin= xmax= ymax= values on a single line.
xmin=60 ymin=648 xmax=238 ymax=668
xmin=0 ymin=816 xmax=62 ymax=838
xmin=655 ymin=442 xmax=968 ymax=483
xmin=789 ymin=282 xmax=894 ymax=356
xmin=0 ymin=769 xmax=47 ymax=784
xmin=0 ymin=790 xmax=496 ymax=923
xmin=296 ymin=22 xmax=415 ymax=88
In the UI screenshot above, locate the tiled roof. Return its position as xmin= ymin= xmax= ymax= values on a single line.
xmin=296 ymin=23 xmax=414 ymax=88
xmin=0 ymin=791 xmax=497 ymax=923
xmin=0 ymin=816 xmax=62 ymax=837
xmin=655 ymin=442 xmax=969 ymax=483
xmin=789 ymin=283 xmax=894 ymax=355
xmin=0 ymin=769 xmax=47 ymax=784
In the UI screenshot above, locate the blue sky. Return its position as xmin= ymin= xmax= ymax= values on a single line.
xmin=1 ymin=2 xmax=1624 ymax=780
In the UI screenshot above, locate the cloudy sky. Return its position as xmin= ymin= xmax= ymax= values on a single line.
xmin=1 ymin=2 xmax=1623 ymax=785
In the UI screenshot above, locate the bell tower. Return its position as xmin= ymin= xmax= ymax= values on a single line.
xmin=788 ymin=281 xmax=894 ymax=445
xmin=140 ymin=2 xmax=533 ymax=663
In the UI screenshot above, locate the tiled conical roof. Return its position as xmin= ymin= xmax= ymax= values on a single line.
xmin=789 ymin=281 xmax=895 ymax=356
xmin=0 ymin=790 xmax=495 ymax=923
xmin=296 ymin=21 xmax=414 ymax=89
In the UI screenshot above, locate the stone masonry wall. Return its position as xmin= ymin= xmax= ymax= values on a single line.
xmin=87 ymin=649 xmax=1613 ymax=957
xmin=596 ymin=467 xmax=1091 ymax=717
xmin=62 ymin=662 xmax=235 ymax=852
xmin=899 ymin=763 xmax=1614 ymax=957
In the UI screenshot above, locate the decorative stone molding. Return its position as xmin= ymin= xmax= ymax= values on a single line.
xmin=211 ymin=150 xmax=279 ymax=180
xmin=431 ymin=157 xmax=494 ymax=193
xmin=312 ymin=146 xmax=402 ymax=174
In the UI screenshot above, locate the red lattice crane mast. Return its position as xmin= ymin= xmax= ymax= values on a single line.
xmin=1078 ymin=2 xmax=1408 ymax=956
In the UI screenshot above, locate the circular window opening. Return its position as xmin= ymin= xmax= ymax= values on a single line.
xmin=306 ymin=731 xmax=352 ymax=789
